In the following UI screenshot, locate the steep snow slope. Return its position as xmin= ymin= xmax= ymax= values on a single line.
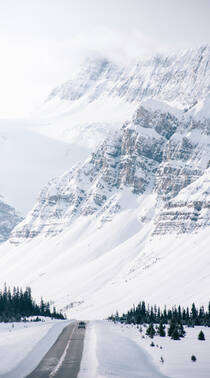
xmin=0 ymin=105 xmax=209 ymax=318
xmin=188 ymin=94 xmax=210 ymax=120
xmin=0 ymin=196 xmax=22 ymax=243
xmin=0 ymin=190 xmax=209 ymax=319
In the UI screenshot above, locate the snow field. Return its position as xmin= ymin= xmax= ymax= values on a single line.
xmin=114 ymin=322 xmax=210 ymax=378
xmin=79 ymin=321 xmax=210 ymax=378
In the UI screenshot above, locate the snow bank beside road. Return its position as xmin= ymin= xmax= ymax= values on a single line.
xmin=0 ymin=319 xmax=71 ymax=378
xmin=78 ymin=320 xmax=166 ymax=378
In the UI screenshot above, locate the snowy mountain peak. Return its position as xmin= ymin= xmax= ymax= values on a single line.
xmin=47 ymin=57 xmax=116 ymax=102
xmin=47 ymin=44 xmax=210 ymax=109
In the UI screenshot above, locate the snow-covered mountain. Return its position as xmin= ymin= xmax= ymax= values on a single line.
xmin=33 ymin=44 xmax=210 ymax=148
xmin=0 ymin=196 xmax=22 ymax=243
xmin=47 ymin=45 xmax=210 ymax=110
xmin=10 ymin=104 xmax=210 ymax=243
xmin=0 ymin=45 xmax=209 ymax=318
xmin=3 ymin=45 xmax=209 ymax=214
xmin=0 ymin=101 xmax=208 ymax=318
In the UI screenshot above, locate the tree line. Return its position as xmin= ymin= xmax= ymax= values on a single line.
xmin=0 ymin=284 xmax=65 ymax=322
xmin=109 ymin=300 xmax=210 ymax=327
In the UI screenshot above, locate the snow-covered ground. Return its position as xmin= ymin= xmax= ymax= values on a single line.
xmin=79 ymin=320 xmax=210 ymax=378
xmin=79 ymin=320 xmax=166 ymax=378
xmin=1 ymin=319 xmax=209 ymax=378
xmin=0 ymin=318 xmax=71 ymax=378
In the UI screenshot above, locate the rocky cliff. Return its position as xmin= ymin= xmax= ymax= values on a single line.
xmin=154 ymin=168 xmax=210 ymax=234
xmin=10 ymin=102 xmax=210 ymax=243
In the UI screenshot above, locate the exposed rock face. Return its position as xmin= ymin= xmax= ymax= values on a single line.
xmin=154 ymin=169 xmax=210 ymax=234
xmin=10 ymin=105 xmax=210 ymax=243
xmin=0 ymin=197 xmax=22 ymax=243
xmin=48 ymin=45 xmax=210 ymax=110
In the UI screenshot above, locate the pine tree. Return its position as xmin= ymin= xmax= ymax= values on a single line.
xmin=168 ymin=319 xmax=177 ymax=337
xmin=0 ymin=284 xmax=64 ymax=321
xmin=157 ymin=321 xmax=166 ymax=337
xmin=171 ymin=327 xmax=180 ymax=340
xmin=168 ymin=319 xmax=181 ymax=340
xmin=146 ymin=323 xmax=156 ymax=338
xmin=198 ymin=330 xmax=205 ymax=340
xmin=178 ymin=322 xmax=185 ymax=338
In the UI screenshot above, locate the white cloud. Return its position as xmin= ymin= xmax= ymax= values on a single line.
xmin=0 ymin=0 xmax=209 ymax=118
xmin=0 ymin=28 xmax=168 ymax=118
xmin=66 ymin=27 xmax=168 ymax=65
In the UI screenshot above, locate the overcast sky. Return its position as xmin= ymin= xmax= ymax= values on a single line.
xmin=0 ymin=0 xmax=209 ymax=118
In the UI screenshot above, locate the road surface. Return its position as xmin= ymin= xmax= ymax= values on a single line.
xmin=26 ymin=322 xmax=85 ymax=378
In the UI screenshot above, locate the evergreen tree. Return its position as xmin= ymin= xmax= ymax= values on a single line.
xmin=168 ymin=319 xmax=177 ymax=337
xmin=178 ymin=322 xmax=186 ymax=338
xmin=157 ymin=321 xmax=166 ymax=337
xmin=0 ymin=284 xmax=65 ymax=321
xmin=146 ymin=323 xmax=156 ymax=338
xmin=110 ymin=300 xmax=210 ymax=329
xmin=198 ymin=330 xmax=205 ymax=340
xmin=171 ymin=327 xmax=180 ymax=340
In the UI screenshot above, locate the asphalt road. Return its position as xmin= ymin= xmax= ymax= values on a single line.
xmin=26 ymin=322 xmax=85 ymax=378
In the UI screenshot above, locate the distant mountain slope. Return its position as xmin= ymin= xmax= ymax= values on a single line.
xmin=0 ymin=120 xmax=88 ymax=214
xmin=0 ymin=196 xmax=22 ymax=243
